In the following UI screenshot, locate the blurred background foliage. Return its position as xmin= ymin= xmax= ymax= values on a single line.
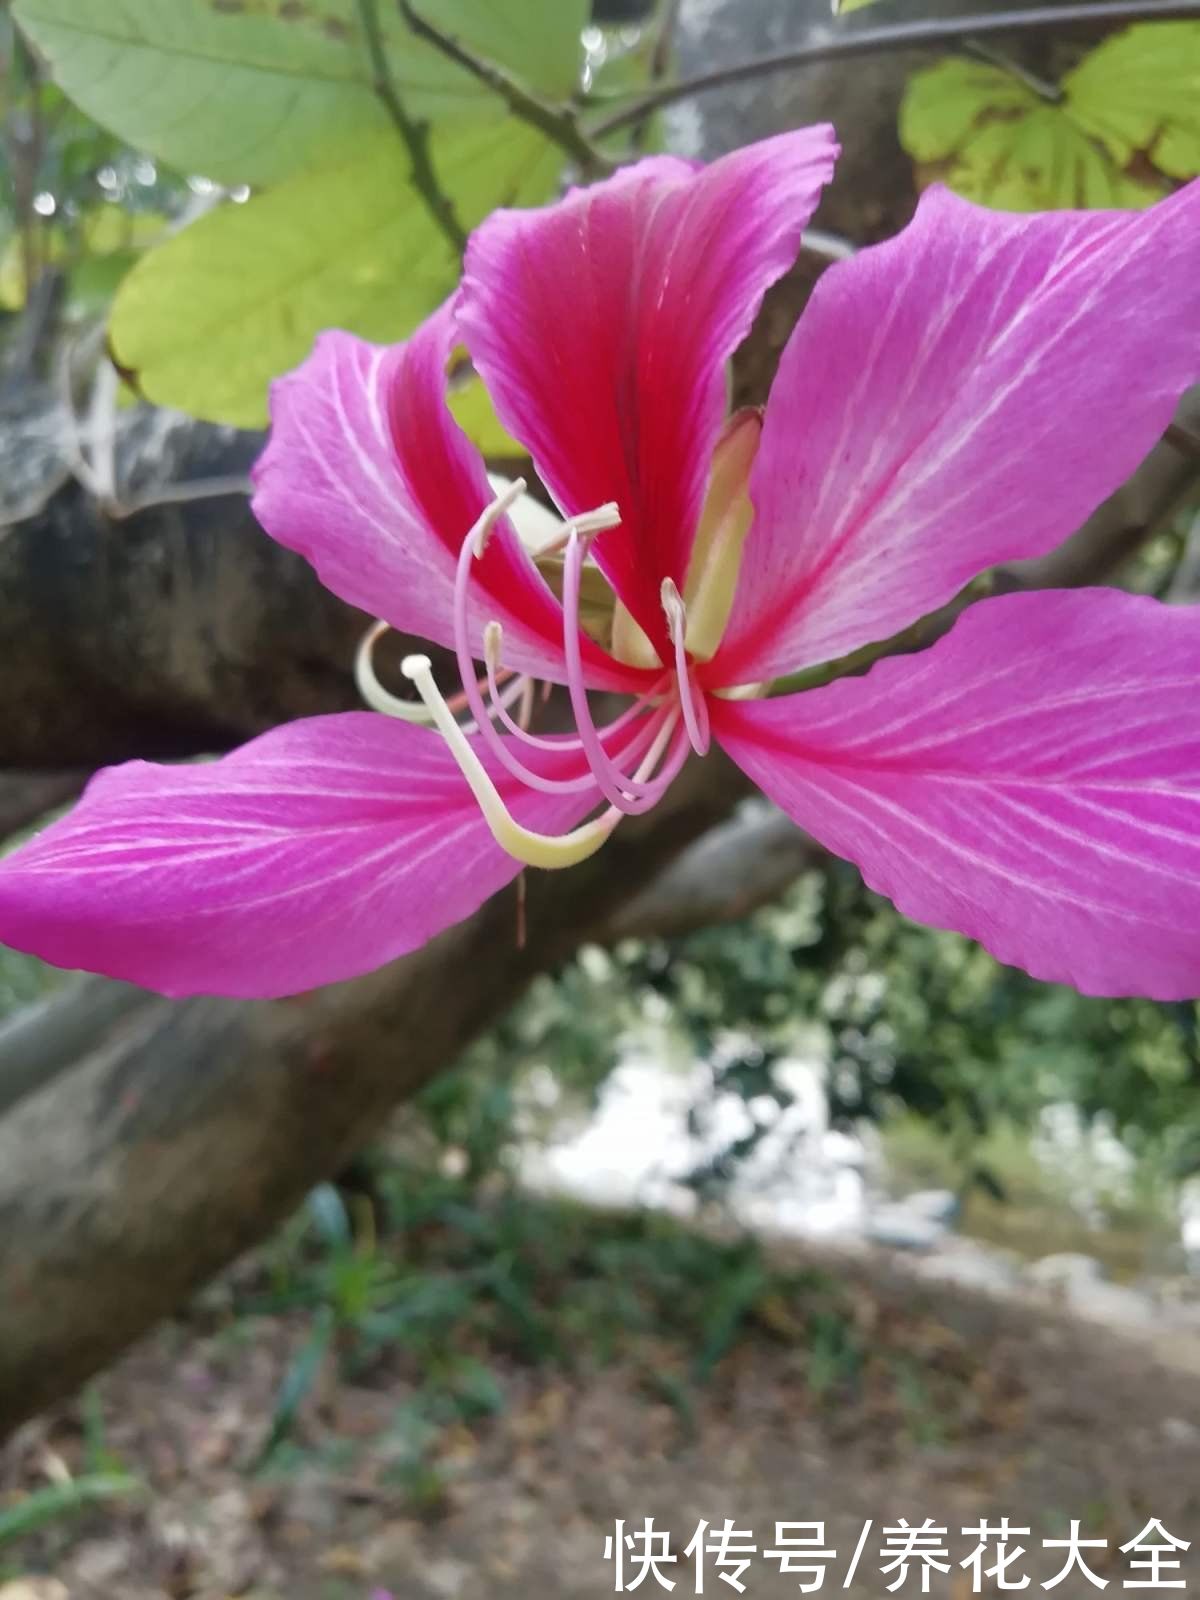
xmin=3 ymin=1 xmax=1199 ymax=425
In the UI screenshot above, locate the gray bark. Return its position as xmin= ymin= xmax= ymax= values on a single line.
xmin=0 ymin=753 xmax=752 ymax=1438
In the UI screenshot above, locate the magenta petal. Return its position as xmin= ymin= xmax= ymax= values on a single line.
xmin=251 ymin=303 xmax=629 ymax=689
xmin=713 ymin=589 xmax=1200 ymax=999
xmin=716 ymin=180 xmax=1200 ymax=684
xmin=0 ymin=714 xmax=598 ymax=999
xmin=458 ymin=128 xmax=838 ymax=648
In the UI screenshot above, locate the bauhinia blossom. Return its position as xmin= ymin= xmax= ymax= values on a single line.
xmin=2 ymin=127 xmax=1200 ymax=1000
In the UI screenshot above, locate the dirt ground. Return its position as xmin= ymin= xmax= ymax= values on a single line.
xmin=3 ymin=1240 xmax=1199 ymax=1600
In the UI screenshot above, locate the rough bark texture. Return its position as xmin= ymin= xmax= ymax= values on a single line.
xmin=0 ymin=431 xmax=369 ymax=769
xmin=0 ymin=753 xmax=752 ymax=1437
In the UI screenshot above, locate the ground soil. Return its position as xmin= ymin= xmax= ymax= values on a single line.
xmin=3 ymin=1239 xmax=1198 ymax=1600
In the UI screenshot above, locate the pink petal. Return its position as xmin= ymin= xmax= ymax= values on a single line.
xmin=0 ymin=713 xmax=598 ymax=999
xmin=712 ymin=589 xmax=1200 ymax=999
xmin=458 ymin=129 xmax=838 ymax=652
xmin=715 ymin=180 xmax=1200 ymax=685
xmin=251 ymin=302 xmax=632 ymax=691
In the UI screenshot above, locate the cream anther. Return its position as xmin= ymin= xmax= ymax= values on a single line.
xmin=568 ymin=501 xmax=622 ymax=538
xmin=483 ymin=620 xmax=504 ymax=671
xmin=471 ymin=476 xmax=527 ymax=558
xmin=661 ymin=576 xmax=685 ymax=627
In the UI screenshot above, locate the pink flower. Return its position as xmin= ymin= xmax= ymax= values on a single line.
xmin=2 ymin=128 xmax=1199 ymax=1000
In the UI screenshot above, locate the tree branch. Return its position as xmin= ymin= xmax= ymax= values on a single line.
xmin=0 ymin=751 xmax=752 ymax=1437
xmin=356 ymin=0 xmax=467 ymax=254
xmin=0 ymin=772 xmax=85 ymax=842
xmin=398 ymin=0 xmax=615 ymax=177
xmin=589 ymin=0 xmax=1200 ymax=138
xmin=606 ymin=807 xmax=823 ymax=941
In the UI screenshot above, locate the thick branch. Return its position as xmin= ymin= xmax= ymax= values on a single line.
xmin=0 ymin=772 xmax=84 ymax=840
xmin=607 ymin=808 xmax=823 ymax=941
xmin=0 ymin=754 xmax=751 ymax=1438
xmin=0 ymin=426 xmax=372 ymax=769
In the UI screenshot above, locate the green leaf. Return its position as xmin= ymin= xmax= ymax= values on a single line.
xmin=446 ymin=371 xmax=523 ymax=457
xmin=13 ymin=0 xmax=587 ymax=186
xmin=900 ymin=24 xmax=1200 ymax=211
xmin=255 ymin=1305 xmax=335 ymax=1468
xmin=832 ymin=0 xmax=883 ymax=14
xmin=0 ymin=1475 xmax=142 ymax=1546
xmin=1064 ymin=21 xmax=1200 ymax=182
xmin=109 ymin=119 xmax=561 ymax=426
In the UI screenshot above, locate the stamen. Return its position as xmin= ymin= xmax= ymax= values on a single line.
xmin=406 ymin=485 xmax=698 ymax=869
xmin=454 ymin=497 xmax=601 ymax=795
xmin=563 ymin=531 xmax=673 ymax=814
xmin=471 ymin=475 xmax=528 ymax=557
xmin=402 ymin=653 xmax=618 ymax=870
xmin=661 ymin=579 xmax=711 ymax=757
xmin=568 ymin=501 xmax=623 ymax=538
xmin=681 ymin=408 xmax=760 ymax=662
xmin=485 ymin=618 xmax=672 ymax=758
xmin=624 ymin=706 xmax=693 ymax=812
xmin=454 ymin=491 xmax=660 ymax=800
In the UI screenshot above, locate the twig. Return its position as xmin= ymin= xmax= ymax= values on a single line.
xmin=589 ymin=0 xmax=1200 ymax=138
xmin=398 ymin=0 xmax=616 ymax=177
xmin=58 ymin=339 xmax=253 ymax=519
xmin=110 ymin=476 xmax=255 ymax=521
xmin=651 ymin=0 xmax=685 ymax=81
xmin=5 ymin=32 xmax=46 ymax=302
xmin=960 ymin=38 xmax=1064 ymax=101
xmin=624 ymin=0 xmax=685 ymax=152
xmin=356 ymin=0 xmax=467 ymax=254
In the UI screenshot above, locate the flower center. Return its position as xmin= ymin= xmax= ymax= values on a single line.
xmin=396 ymin=481 xmax=697 ymax=871
xmin=361 ymin=411 xmax=761 ymax=874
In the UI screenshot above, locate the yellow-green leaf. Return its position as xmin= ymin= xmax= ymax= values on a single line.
xmin=446 ymin=374 xmax=523 ymax=458
xmin=108 ymin=121 xmax=561 ymax=427
xmin=900 ymin=24 xmax=1200 ymax=211
xmin=1064 ymin=21 xmax=1200 ymax=181
xmin=14 ymin=0 xmax=587 ymax=187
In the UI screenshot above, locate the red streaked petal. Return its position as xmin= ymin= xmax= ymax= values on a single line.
xmin=459 ymin=128 xmax=838 ymax=651
xmin=251 ymin=304 xmax=633 ymax=690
